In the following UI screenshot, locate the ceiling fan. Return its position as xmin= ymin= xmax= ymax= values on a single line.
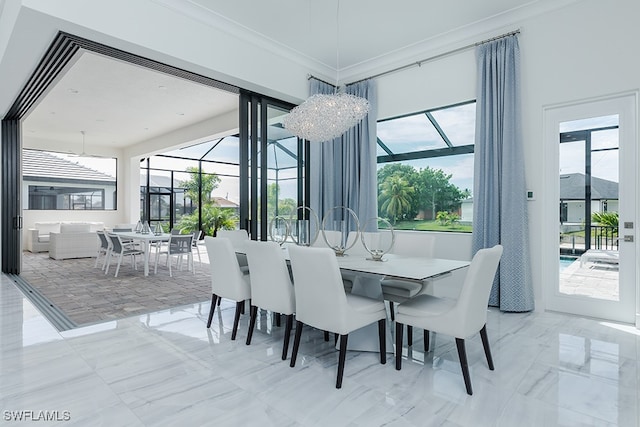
xmin=69 ymin=130 xmax=102 ymax=158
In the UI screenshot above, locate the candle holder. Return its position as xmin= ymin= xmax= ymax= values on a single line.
xmin=289 ymin=207 xmax=319 ymax=246
xmin=269 ymin=216 xmax=290 ymax=246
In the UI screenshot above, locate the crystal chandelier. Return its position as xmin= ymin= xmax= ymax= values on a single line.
xmin=283 ymin=92 xmax=369 ymax=142
xmin=283 ymin=0 xmax=370 ymax=143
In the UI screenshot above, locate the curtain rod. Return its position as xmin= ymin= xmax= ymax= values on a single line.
xmin=306 ymin=74 xmax=337 ymax=88
xmin=346 ymin=29 xmax=520 ymax=86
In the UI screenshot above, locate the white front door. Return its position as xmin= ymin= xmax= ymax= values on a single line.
xmin=543 ymin=93 xmax=638 ymax=324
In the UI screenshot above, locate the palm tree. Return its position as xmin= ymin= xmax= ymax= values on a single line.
xmin=379 ymin=175 xmax=414 ymax=224
xmin=176 ymin=204 xmax=237 ymax=236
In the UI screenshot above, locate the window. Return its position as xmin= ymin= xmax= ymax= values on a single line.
xmin=23 ymin=149 xmax=117 ymax=210
xmin=376 ymin=101 xmax=475 ymax=232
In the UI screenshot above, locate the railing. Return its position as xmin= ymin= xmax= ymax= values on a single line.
xmin=559 ymin=225 xmax=618 ymax=255
xmin=591 ymin=225 xmax=618 ymax=250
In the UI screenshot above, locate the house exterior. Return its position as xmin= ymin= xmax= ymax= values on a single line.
xmin=559 ymin=173 xmax=619 ymax=224
xmin=22 ymin=149 xmax=116 ymax=210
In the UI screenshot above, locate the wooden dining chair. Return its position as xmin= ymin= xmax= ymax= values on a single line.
xmin=394 ymin=244 xmax=503 ymax=395
xmin=288 ymin=245 xmax=387 ymax=389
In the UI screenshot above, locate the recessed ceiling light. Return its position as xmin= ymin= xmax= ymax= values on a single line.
xmin=177 ymin=112 xmax=185 ymax=116
xmin=158 ymin=85 xmax=166 ymax=89
xmin=67 ymin=88 xmax=79 ymax=94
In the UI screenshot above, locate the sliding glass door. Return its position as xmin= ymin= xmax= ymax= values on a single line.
xmin=239 ymin=92 xmax=308 ymax=240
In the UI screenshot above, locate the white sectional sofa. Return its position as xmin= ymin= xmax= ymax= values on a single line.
xmin=48 ymin=222 xmax=105 ymax=260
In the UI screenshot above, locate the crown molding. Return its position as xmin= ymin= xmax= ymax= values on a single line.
xmin=151 ymin=0 xmax=580 ymax=85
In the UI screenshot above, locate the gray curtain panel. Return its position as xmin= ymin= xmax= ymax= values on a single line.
xmin=472 ymin=35 xmax=534 ymax=312
xmin=309 ymin=78 xmax=378 ymax=229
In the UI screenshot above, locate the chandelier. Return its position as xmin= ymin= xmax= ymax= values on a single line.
xmin=283 ymin=0 xmax=370 ymax=143
xmin=283 ymin=92 xmax=369 ymax=142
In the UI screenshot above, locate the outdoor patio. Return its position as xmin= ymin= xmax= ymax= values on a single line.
xmin=20 ymin=245 xmax=212 ymax=329
xmin=559 ymin=256 xmax=619 ymax=301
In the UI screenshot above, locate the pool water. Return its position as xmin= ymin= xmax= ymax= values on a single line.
xmin=560 ymin=256 xmax=578 ymax=272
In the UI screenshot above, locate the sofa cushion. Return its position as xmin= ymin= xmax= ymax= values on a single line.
xmin=37 ymin=235 xmax=50 ymax=243
xmin=60 ymin=223 xmax=91 ymax=233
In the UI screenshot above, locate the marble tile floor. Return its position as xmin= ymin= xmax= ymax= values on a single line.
xmin=1 ymin=274 xmax=639 ymax=427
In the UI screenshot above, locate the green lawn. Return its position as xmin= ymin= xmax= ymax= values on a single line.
xmin=390 ymin=219 xmax=472 ymax=233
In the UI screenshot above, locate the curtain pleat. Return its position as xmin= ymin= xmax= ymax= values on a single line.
xmin=473 ymin=36 xmax=534 ymax=312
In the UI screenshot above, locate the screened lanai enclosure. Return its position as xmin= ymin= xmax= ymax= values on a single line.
xmin=140 ymin=103 xmax=304 ymax=238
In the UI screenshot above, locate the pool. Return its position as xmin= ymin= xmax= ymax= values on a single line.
xmin=560 ymin=256 xmax=578 ymax=272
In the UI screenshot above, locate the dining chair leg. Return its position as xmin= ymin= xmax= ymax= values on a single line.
xmin=276 ymin=313 xmax=281 ymax=327
xmin=455 ymin=338 xmax=473 ymax=395
xmin=282 ymin=314 xmax=293 ymax=360
xmin=114 ymin=254 xmax=123 ymax=277
xmin=378 ymin=319 xmax=386 ymax=364
xmin=206 ymin=294 xmax=218 ymax=328
xmin=154 ymin=250 xmax=160 ymax=274
xmin=324 ymin=331 xmax=330 ymax=342
xmin=217 ymin=297 xmax=221 ymax=306
xmin=389 ymin=301 xmax=395 ymax=321
xmin=424 ymin=330 xmax=430 ymax=352
xmin=231 ymin=301 xmax=243 ymax=340
xmin=246 ymin=305 xmax=258 ymax=345
xmin=336 ymin=334 xmax=349 ymax=389
xmin=395 ymin=322 xmax=403 ymax=370
xmin=290 ymin=321 xmax=304 ymax=368
xmin=407 ymin=326 xmax=413 ymax=346
xmin=479 ymin=324 xmax=494 ymax=370
xmin=101 ymin=250 xmax=110 ymax=270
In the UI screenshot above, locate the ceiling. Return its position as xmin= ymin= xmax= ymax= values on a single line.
xmin=22 ymin=0 xmax=569 ymax=152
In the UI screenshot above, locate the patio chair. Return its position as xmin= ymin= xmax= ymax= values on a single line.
xmin=192 ymin=230 xmax=203 ymax=267
xmin=94 ymin=230 xmax=111 ymax=270
xmin=154 ymin=234 xmax=194 ymax=277
xmin=104 ymin=233 xmax=145 ymax=277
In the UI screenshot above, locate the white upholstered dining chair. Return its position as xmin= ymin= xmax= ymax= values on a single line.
xmin=217 ymin=229 xmax=250 ymax=271
xmin=204 ymin=236 xmax=251 ymax=340
xmin=244 ymin=240 xmax=296 ymax=360
xmin=288 ymin=245 xmax=387 ymax=389
xmin=394 ymin=244 xmax=503 ymax=395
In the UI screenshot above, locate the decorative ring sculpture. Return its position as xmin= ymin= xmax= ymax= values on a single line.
xmin=321 ymin=206 xmax=360 ymax=256
xmin=360 ymin=217 xmax=395 ymax=261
